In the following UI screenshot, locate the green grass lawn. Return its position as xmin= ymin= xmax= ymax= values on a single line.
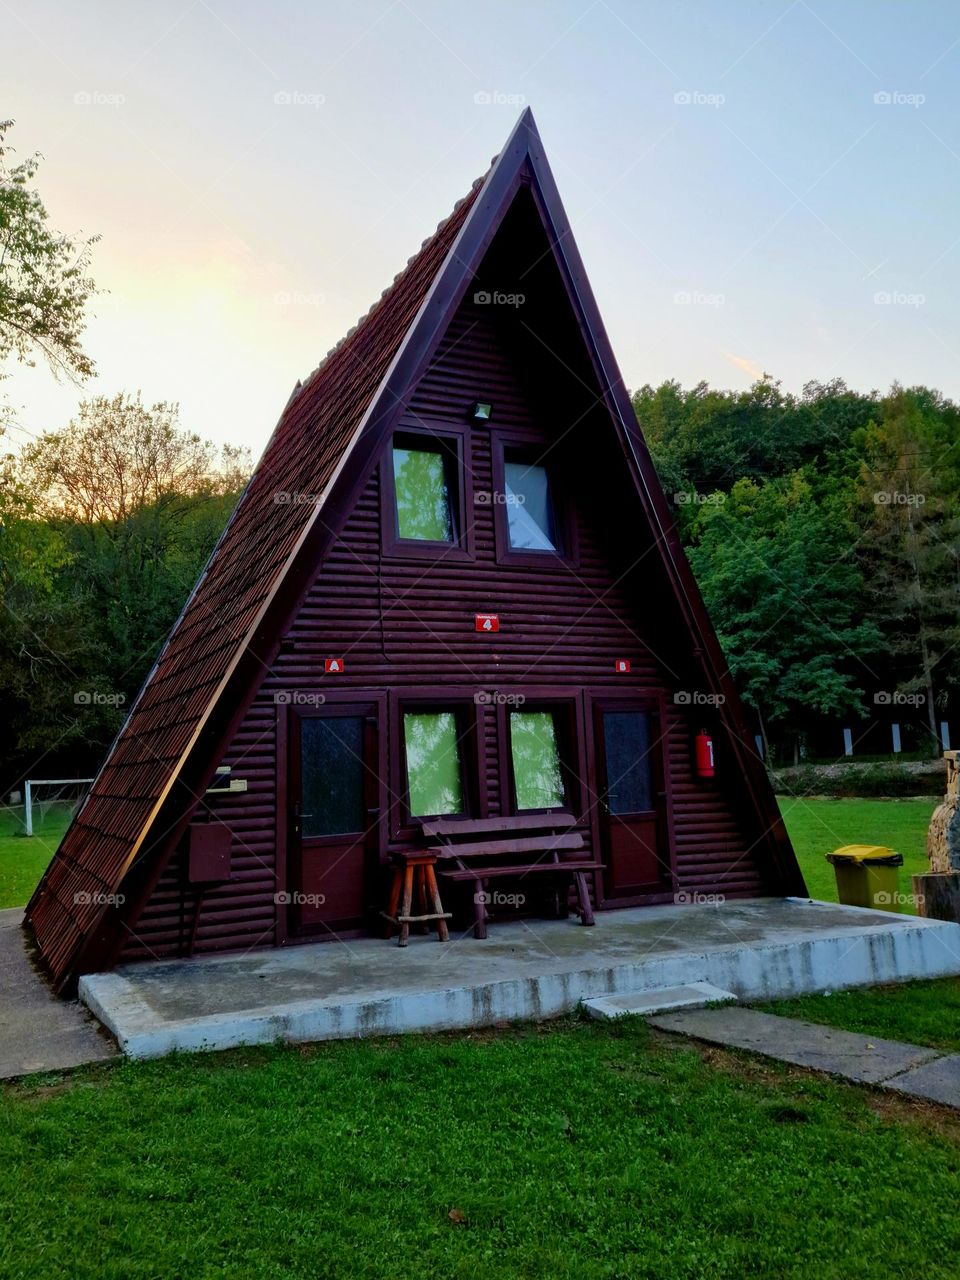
xmin=779 ymin=795 xmax=936 ymax=907
xmin=0 ymin=803 xmax=73 ymax=909
xmin=2 ymin=1018 xmax=960 ymax=1279
xmin=0 ymin=796 xmax=956 ymax=1276
xmin=756 ymin=977 xmax=960 ymax=1053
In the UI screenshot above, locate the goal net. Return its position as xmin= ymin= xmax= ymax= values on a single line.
xmin=11 ymin=778 xmax=94 ymax=838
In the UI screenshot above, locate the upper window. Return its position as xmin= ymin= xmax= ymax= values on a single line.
xmin=503 ymin=454 xmax=557 ymax=552
xmin=509 ymin=709 xmax=567 ymax=811
xmin=403 ymin=710 xmax=465 ymax=817
xmin=392 ymin=438 xmax=456 ymax=543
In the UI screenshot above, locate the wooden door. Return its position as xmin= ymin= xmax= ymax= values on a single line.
xmin=289 ymin=704 xmax=378 ymax=935
xmin=593 ymin=700 xmax=672 ymax=900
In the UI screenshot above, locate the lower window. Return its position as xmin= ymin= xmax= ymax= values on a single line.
xmin=509 ymin=708 xmax=567 ymax=810
xmin=403 ymin=710 xmax=466 ymax=817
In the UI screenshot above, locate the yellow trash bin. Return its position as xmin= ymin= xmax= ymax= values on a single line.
xmin=826 ymin=844 xmax=903 ymax=911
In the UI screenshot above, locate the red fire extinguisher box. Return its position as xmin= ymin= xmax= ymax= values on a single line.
xmin=694 ymin=729 xmax=715 ymax=779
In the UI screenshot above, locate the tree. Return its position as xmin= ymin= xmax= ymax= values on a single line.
xmin=686 ymin=473 xmax=882 ymax=761
xmin=1 ymin=395 xmax=250 ymax=776
xmin=856 ymin=387 xmax=960 ymax=754
xmin=22 ymin=392 xmax=249 ymax=522
xmin=0 ymin=119 xmax=99 ymax=385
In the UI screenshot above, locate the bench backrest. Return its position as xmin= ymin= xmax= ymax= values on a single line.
xmin=420 ymin=812 xmax=577 ymax=842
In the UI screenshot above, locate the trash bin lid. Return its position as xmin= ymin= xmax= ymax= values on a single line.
xmin=826 ymin=844 xmax=904 ymax=867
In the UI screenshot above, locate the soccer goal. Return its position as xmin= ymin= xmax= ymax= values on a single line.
xmin=18 ymin=778 xmax=94 ymax=837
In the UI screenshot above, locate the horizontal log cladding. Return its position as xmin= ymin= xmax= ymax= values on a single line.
xmin=123 ymin=295 xmax=766 ymax=961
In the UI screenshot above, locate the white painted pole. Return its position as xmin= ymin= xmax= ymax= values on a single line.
xmin=942 ymin=721 xmax=951 ymax=751
xmin=24 ymin=779 xmax=32 ymax=837
xmin=892 ymin=723 xmax=902 ymax=754
xmin=843 ymin=728 xmax=853 ymax=757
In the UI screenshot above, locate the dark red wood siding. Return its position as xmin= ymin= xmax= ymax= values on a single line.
xmin=123 ymin=295 xmax=768 ymax=961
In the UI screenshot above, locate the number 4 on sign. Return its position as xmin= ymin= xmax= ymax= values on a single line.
xmin=324 ymin=658 xmax=344 ymax=673
xmin=475 ymin=613 xmax=500 ymax=633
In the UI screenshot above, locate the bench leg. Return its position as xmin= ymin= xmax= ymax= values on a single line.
xmin=425 ymin=865 xmax=449 ymax=942
xmin=473 ymin=878 xmax=488 ymax=940
xmin=398 ymin=863 xmax=415 ymax=947
xmin=573 ymin=871 xmax=595 ymax=927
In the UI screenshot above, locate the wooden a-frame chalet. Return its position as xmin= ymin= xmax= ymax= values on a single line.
xmin=26 ymin=110 xmax=806 ymax=993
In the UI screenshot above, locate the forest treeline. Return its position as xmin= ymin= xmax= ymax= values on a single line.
xmin=635 ymin=377 xmax=960 ymax=761
xmin=0 ymin=394 xmax=249 ymax=782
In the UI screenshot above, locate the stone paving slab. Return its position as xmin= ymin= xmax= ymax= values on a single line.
xmin=648 ymin=1006 xmax=942 ymax=1085
xmin=0 ymin=909 xmax=117 ymax=1079
xmin=584 ymin=982 xmax=737 ymax=1020
xmin=883 ymin=1053 xmax=960 ymax=1105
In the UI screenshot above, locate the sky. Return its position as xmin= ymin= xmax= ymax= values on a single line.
xmin=6 ymin=0 xmax=960 ymax=458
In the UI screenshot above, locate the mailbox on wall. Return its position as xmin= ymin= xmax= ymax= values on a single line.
xmin=188 ymin=824 xmax=232 ymax=884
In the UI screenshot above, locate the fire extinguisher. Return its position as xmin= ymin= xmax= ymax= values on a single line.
xmin=695 ymin=730 xmax=715 ymax=779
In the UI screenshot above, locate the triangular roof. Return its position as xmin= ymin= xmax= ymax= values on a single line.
xmin=27 ymin=110 xmax=804 ymax=990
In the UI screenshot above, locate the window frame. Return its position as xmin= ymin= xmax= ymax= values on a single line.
xmin=381 ymin=423 xmax=474 ymax=562
xmin=490 ymin=431 xmax=577 ymax=568
xmin=392 ymin=692 xmax=481 ymax=833
xmin=501 ymin=697 xmax=582 ymax=816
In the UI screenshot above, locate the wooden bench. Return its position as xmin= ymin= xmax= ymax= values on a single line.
xmin=419 ymin=813 xmax=603 ymax=939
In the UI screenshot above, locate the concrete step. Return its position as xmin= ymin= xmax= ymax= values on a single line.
xmin=583 ymin=982 xmax=738 ymax=1021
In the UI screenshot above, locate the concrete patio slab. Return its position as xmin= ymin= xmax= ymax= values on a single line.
xmin=647 ymin=1006 xmax=942 ymax=1084
xmin=78 ymin=897 xmax=960 ymax=1059
xmin=0 ymin=908 xmax=117 ymax=1079
xmin=883 ymin=1054 xmax=960 ymax=1105
xmin=584 ymin=981 xmax=737 ymax=1020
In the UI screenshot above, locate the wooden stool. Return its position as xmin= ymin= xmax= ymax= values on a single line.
xmin=381 ymin=852 xmax=451 ymax=946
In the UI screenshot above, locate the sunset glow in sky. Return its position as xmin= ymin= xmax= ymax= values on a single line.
xmin=7 ymin=0 xmax=960 ymax=457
